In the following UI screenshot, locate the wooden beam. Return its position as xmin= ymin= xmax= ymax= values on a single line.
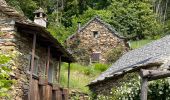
xmin=67 ymin=63 xmax=71 ymax=88
xmin=58 ymin=56 xmax=61 ymax=83
xmin=28 ymin=33 xmax=36 ymax=100
xmin=140 ymin=69 xmax=170 ymax=81
xmin=19 ymin=29 xmax=35 ymax=35
xmin=140 ymin=78 xmax=148 ymax=100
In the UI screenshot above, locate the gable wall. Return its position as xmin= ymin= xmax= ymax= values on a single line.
xmin=67 ymin=19 xmax=128 ymax=63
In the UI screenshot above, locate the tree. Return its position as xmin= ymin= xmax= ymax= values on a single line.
xmin=5 ymin=0 xmax=165 ymax=41
xmin=87 ymin=0 xmax=112 ymax=10
xmin=108 ymin=0 xmax=163 ymax=40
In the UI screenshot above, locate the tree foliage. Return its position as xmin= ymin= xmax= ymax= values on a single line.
xmin=108 ymin=0 xmax=163 ymax=39
xmin=5 ymin=0 xmax=166 ymax=42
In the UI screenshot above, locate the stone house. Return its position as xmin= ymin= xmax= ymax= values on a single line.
xmin=88 ymin=35 xmax=170 ymax=96
xmin=0 ymin=1 xmax=74 ymax=100
xmin=66 ymin=16 xmax=129 ymax=64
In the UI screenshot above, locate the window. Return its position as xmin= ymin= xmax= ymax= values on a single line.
xmin=42 ymin=13 xmax=46 ymax=18
xmin=91 ymin=52 xmax=100 ymax=62
xmin=93 ymin=31 xmax=99 ymax=38
xmin=28 ymin=54 xmax=39 ymax=76
xmin=36 ymin=13 xmax=40 ymax=17
xmin=48 ymin=62 xmax=54 ymax=83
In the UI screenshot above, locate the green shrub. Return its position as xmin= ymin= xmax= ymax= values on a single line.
xmin=105 ymin=45 xmax=124 ymax=64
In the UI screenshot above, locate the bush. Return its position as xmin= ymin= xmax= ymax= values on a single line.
xmin=105 ymin=45 xmax=124 ymax=64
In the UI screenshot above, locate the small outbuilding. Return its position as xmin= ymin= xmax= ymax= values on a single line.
xmin=66 ymin=16 xmax=129 ymax=64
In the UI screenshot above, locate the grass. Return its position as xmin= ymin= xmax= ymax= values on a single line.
xmin=130 ymin=39 xmax=154 ymax=49
xmin=60 ymin=63 xmax=109 ymax=93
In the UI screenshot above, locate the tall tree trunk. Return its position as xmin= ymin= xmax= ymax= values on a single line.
xmin=163 ymin=0 xmax=169 ymax=23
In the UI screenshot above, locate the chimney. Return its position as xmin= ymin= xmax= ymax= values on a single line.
xmin=34 ymin=8 xmax=47 ymax=27
xmin=77 ymin=21 xmax=81 ymax=32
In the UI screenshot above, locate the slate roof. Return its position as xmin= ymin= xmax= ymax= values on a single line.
xmin=0 ymin=0 xmax=27 ymax=20
xmin=67 ymin=16 xmax=126 ymax=41
xmin=89 ymin=35 xmax=170 ymax=86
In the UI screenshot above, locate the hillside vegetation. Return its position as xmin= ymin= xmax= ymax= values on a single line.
xmin=6 ymin=0 xmax=170 ymax=44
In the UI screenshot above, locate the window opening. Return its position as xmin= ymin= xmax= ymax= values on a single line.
xmin=93 ymin=31 xmax=99 ymax=38
xmin=91 ymin=52 xmax=100 ymax=62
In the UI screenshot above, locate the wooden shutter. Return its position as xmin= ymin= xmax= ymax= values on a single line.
xmin=91 ymin=53 xmax=100 ymax=62
xmin=48 ymin=62 xmax=54 ymax=83
xmin=28 ymin=54 xmax=39 ymax=76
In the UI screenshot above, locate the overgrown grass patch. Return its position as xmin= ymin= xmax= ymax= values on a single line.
xmin=60 ymin=63 xmax=109 ymax=93
xmin=130 ymin=39 xmax=154 ymax=49
xmin=93 ymin=63 xmax=108 ymax=72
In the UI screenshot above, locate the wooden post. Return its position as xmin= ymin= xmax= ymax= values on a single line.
xmin=139 ymin=69 xmax=170 ymax=100
xmin=28 ymin=33 xmax=36 ymax=100
xmin=141 ymin=78 xmax=148 ymax=100
xmin=67 ymin=63 xmax=70 ymax=88
xmin=58 ymin=56 xmax=61 ymax=83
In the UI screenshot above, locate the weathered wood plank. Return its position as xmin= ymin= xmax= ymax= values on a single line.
xmin=29 ymin=33 xmax=36 ymax=100
xmin=67 ymin=63 xmax=70 ymax=88
xmin=140 ymin=69 xmax=170 ymax=81
xmin=58 ymin=56 xmax=61 ymax=83
xmin=52 ymin=90 xmax=62 ymax=100
xmin=141 ymin=78 xmax=148 ymax=100
xmin=46 ymin=47 xmax=50 ymax=77
xmin=39 ymin=85 xmax=47 ymax=100
xmin=46 ymin=85 xmax=52 ymax=100
xmin=31 ymin=79 xmax=39 ymax=100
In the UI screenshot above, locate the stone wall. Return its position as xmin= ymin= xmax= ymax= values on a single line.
xmin=88 ymin=74 xmax=125 ymax=95
xmin=67 ymin=19 xmax=128 ymax=64
xmin=70 ymin=90 xmax=89 ymax=100
xmin=0 ymin=11 xmax=59 ymax=99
